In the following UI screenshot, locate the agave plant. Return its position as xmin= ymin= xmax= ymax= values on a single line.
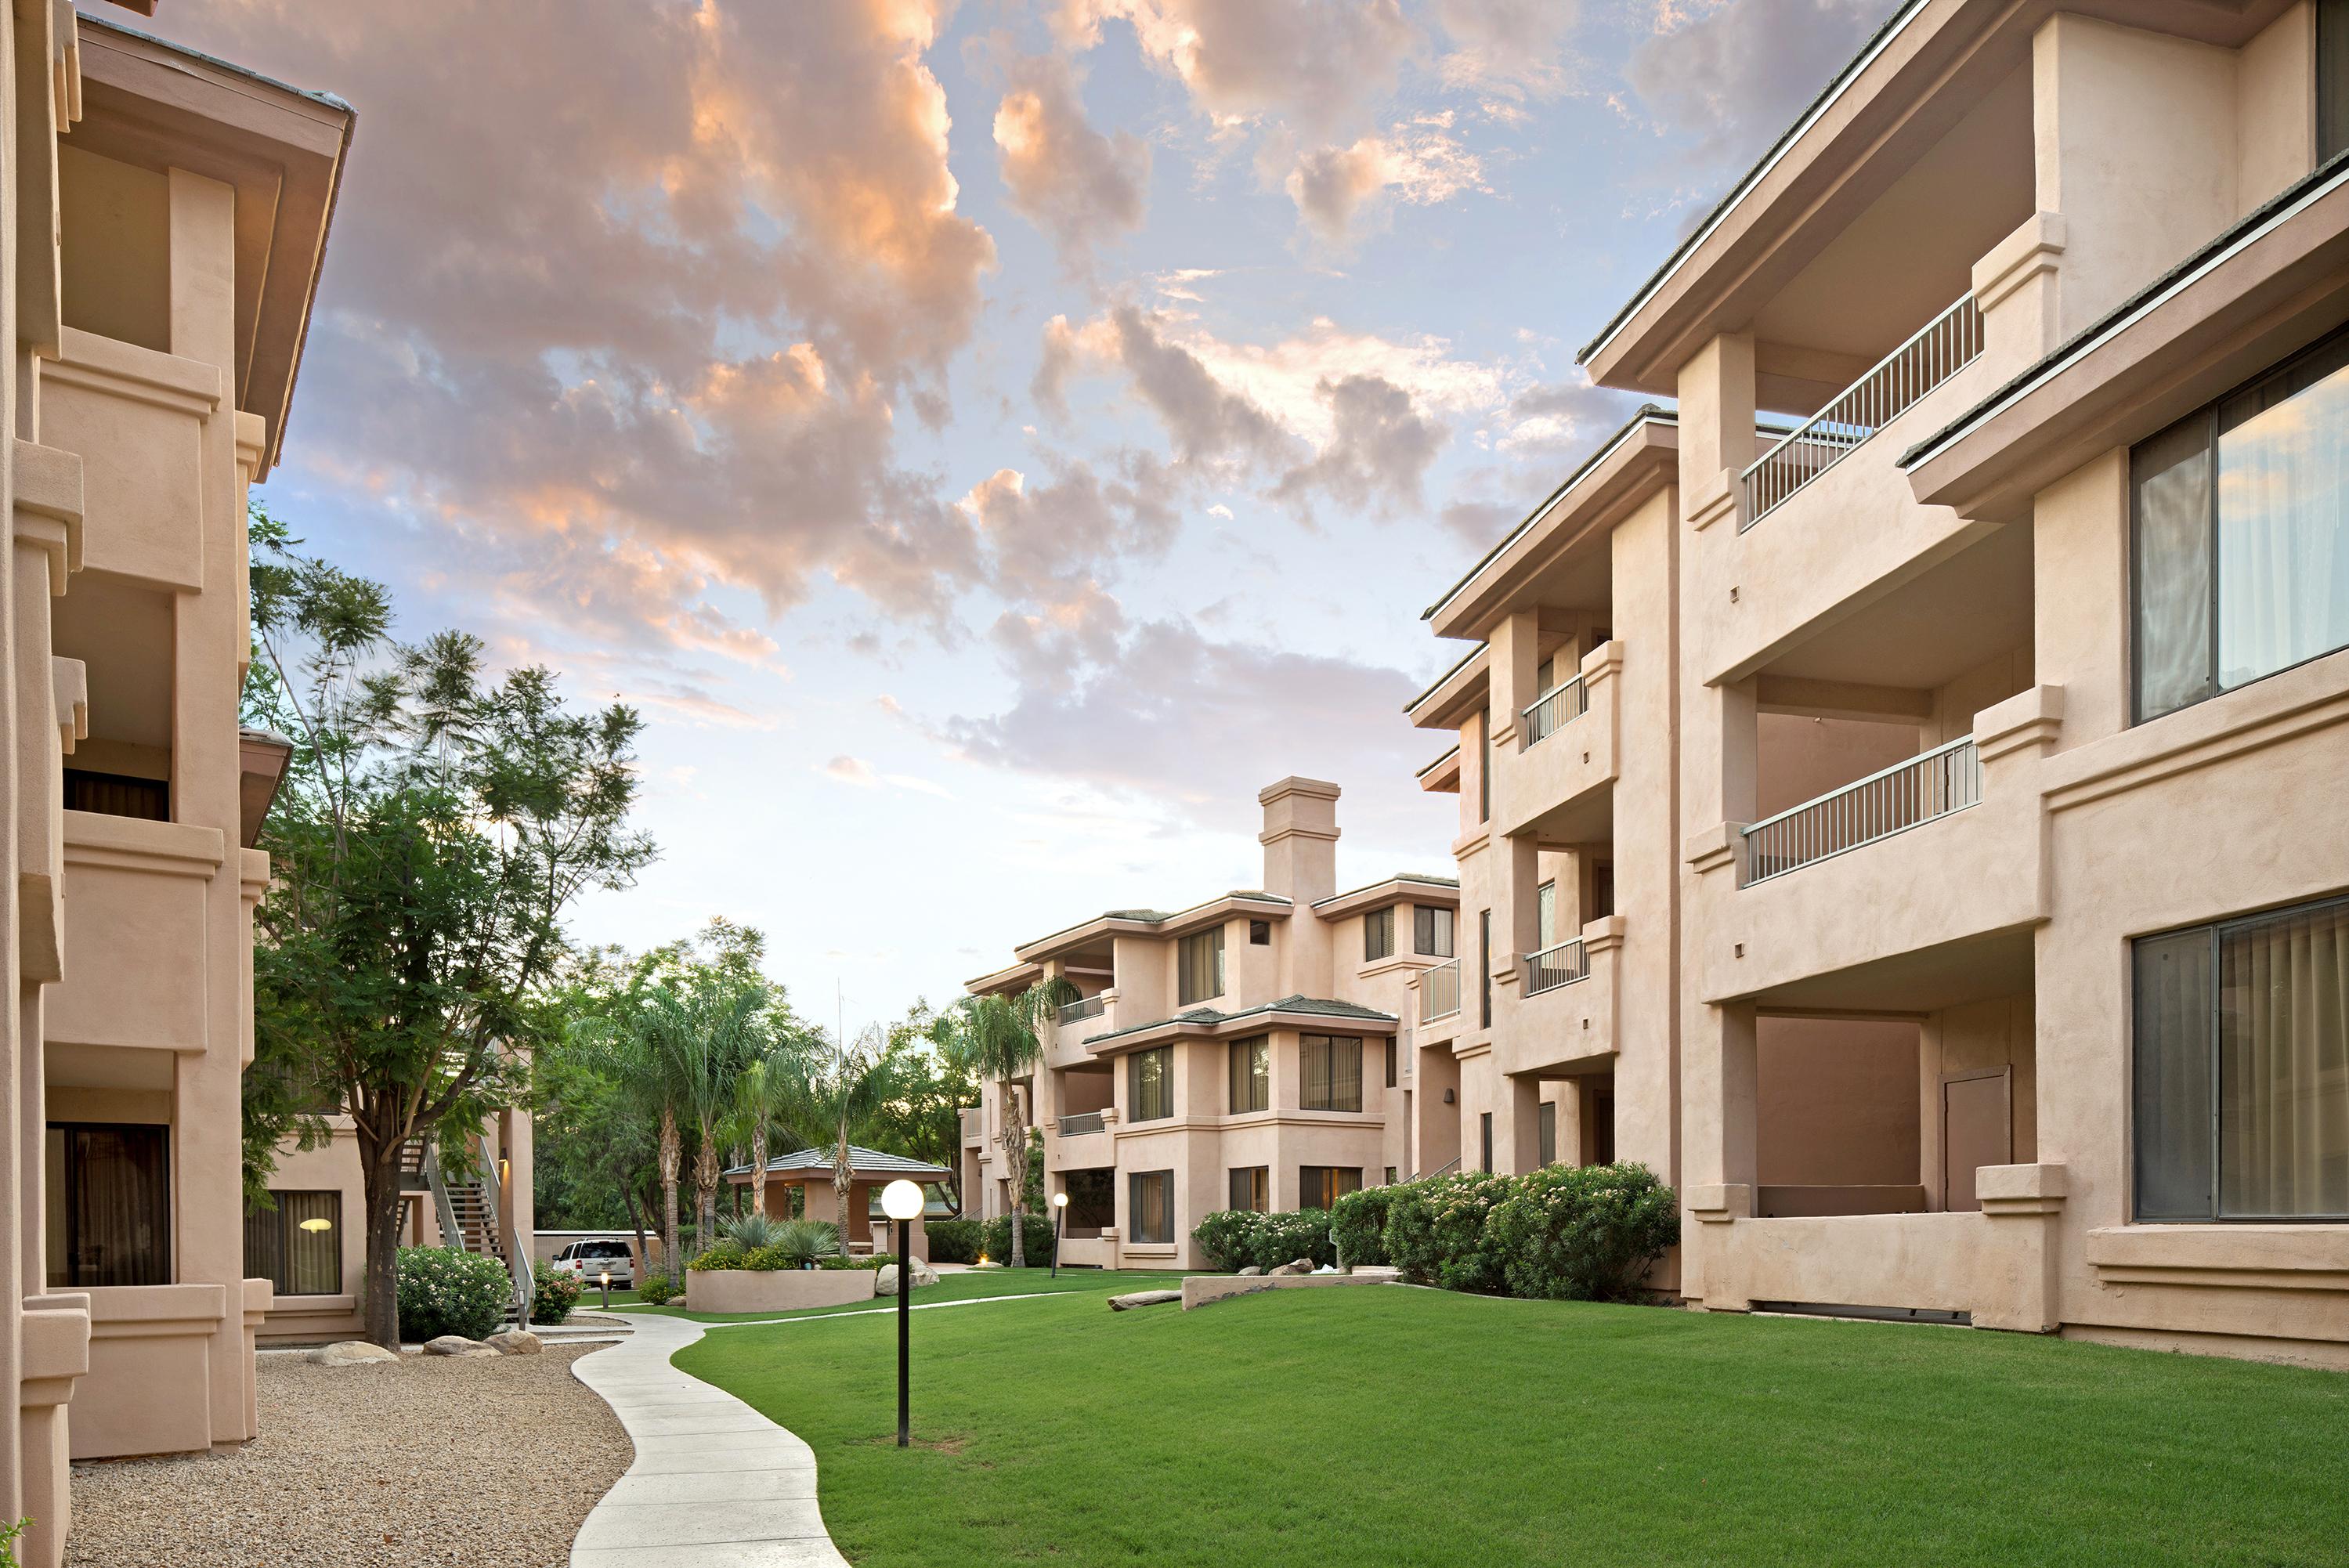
xmin=719 ymin=1211 xmax=779 ymax=1250
xmin=771 ymin=1218 xmax=842 ymax=1270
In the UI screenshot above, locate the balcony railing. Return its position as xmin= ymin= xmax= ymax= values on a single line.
xmin=1740 ymin=293 xmax=1982 ymax=527
xmin=1057 ymin=994 xmax=1106 ymax=1024
xmin=1742 ymin=737 xmax=1981 ymax=886
xmin=1522 ymin=938 xmax=1589 ymax=996
xmin=1520 ymin=674 xmax=1589 ymax=749
xmin=1418 ymin=959 xmax=1462 ymax=1023
xmin=1057 ymin=1111 xmax=1105 ymax=1137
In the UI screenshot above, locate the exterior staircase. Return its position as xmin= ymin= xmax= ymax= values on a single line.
xmin=401 ymin=1135 xmax=534 ymax=1328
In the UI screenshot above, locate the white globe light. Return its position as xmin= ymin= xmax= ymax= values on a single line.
xmin=1051 ymin=1191 xmax=1068 ymax=1208
xmin=880 ymin=1179 xmax=924 ymax=1221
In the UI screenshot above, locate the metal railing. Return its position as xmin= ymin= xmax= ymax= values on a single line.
xmin=473 ymin=1135 xmax=534 ymax=1323
xmin=1057 ymin=994 xmax=1106 ymax=1024
xmin=1742 ymin=736 xmax=1981 ymax=886
xmin=1057 ymin=1111 xmax=1106 ymax=1137
xmin=1418 ymin=959 xmax=1462 ymax=1022
xmin=1522 ymin=938 xmax=1589 ymax=995
xmin=1740 ymin=293 xmax=1982 ymax=527
xmin=1521 ymin=674 xmax=1590 ymax=749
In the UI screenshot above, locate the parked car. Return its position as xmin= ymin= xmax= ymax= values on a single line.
xmin=548 ymin=1238 xmax=637 ymax=1289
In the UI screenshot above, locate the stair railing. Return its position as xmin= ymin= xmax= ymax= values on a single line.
xmin=420 ymin=1145 xmax=465 ymax=1258
xmin=472 ymin=1135 xmax=536 ymax=1324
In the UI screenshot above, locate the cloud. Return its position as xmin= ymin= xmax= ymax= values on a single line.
xmin=1273 ymin=374 xmax=1444 ymax=519
xmin=1057 ymin=0 xmax=1422 ymax=138
xmin=1496 ymin=372 xmax=1639 ymax=453
xmin=992 ymin=52 xmax=1151 ymax=269
xmin=1627 ymin=0 xmax=1899 ymax=169
xmin=824 ymin=755 xmax=880 ymax=786
xmin=1438 ymin=497 xmax=1522 ymax=547
xmin=1285 ymin=116 xmax=1490 ymax=244
xmin=1433 ymin=0 xmax=1583 ymax=105
xmin=957 ymin=453 xmax=1180 ymax=624
xmin=1105 ymin=305 xmax=1296 ymax=471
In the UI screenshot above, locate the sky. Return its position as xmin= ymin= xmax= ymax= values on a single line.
xmin=141 ymin=0 xmax=1897 ymax=1034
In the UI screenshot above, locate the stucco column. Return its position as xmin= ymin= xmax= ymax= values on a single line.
xmin=1975 ymin=1163 xmax=2068 ymax=1332
xmin=1676 ymin=331 xmax=1755 ymax=537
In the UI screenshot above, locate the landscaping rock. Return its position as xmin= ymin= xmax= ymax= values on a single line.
xmin=1108 ymin=1290 xmax=1183 ymax=1311
xmin=307 ymin=1340 xmax=396 ymax=1367
xmin=423 ymin=1335 xmax=497 ymax=1358
xmin=874 ymin=1261 xmax=941 ymax=1296
xmin=486 ymin=1329 xmax=543 ymax=1355
xmin=1268 ymin=1259 xmax=1314 ymax=1277
xmin=1238 ymin=1266 xmax=1262 ymax=1277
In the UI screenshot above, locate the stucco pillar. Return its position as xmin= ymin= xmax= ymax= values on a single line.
xmin=1500 ymin=1074 xmax=1541 ymax=1176
xmin=1972 ymin=211 xmax=2067 ymax=371
xmin=1676 ymin=331 xmax=1756 ymax=537
xmin=1974 ymin=1163 xmax=2067 ymax=1332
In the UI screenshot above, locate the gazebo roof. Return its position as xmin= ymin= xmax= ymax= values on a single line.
xmin=721 ymin=1144 xmax=951 ymax=1181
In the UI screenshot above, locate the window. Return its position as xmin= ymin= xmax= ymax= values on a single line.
xmin=1415 ymin=905 xmax=1455 ymax=958
xmin=1299 ymin=1166 xmax=1361 ymax=1210
xmin=1129 ymin=1170 xmax=1174 ymax=1244
xmin=1228 ymin=1166 xmax=1269 ymax=1212
xmin=1478 ymin=708 xmax=1491 ymax=822
xmin=244 ymin=1191 xmax=342 ymax=1295
xmin=1228 ymin=1035 xmax=1269 ymax=1114
xmin=1383 ymin=1166 xmax=1397 ymax=1186
xmin=1535 ymin=654 xmax=1555 ymax=694
xmin=1480 ymin=1112 xmax=1494 ymax=1174
xmin=1249 ymin=919 xmax=1271 ymax=946
xmin=1384 ymin=1038 xmax=1397 ymax=1089
xmin=2324 ymin=0 xmax=2349 ymax=162
xmin=1364 ymin=905 xmax=1395 ymax=962
xmin=1538 ymin=1102 xmax=1557 ymax=1167
xmin=1064 ymin=1168 xmax=1114 ymax=1230
xmin=1592 ymin=862 xmax=1615 ymax=920
xmin=63 ymin=769 xmax=167 ymax=821
xmin=1536 ymin=880 xmax=1556 ymax=949
xmin=1480 ymin=911 xmax=1493 ymax=1028
xmin=2134 ymin=893 xmax=2349 ymax=1220
xmin=1178 ymin=927 xmax=1227 ymax=1004
xmin=2134 ymin=329 xmax=2349 ymax=723
xmin=1129 ymin=1046 xmax=1173 ymax=1122
xmin=1300 ymin=1035 xmax=1363 ymax=1112
xmin=47 ymin=1123 xmax=169 ymax=1288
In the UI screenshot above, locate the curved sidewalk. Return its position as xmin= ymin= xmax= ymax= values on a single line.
xmin=569 ymin=1311 xmax=849 ymax=1567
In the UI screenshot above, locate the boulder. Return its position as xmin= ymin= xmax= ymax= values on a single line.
xmin=1237 ymin=1266 xmax=1262 ymax=1277
xmin=1267 ymin=1260 xmax=1311 ymax=1277
xmin=308 ymin=1340 xmax=396 ymax=1367
xmin=486 ymin=1329 xmax=542 ymax=1356
xmin=423 ymin=1335 xmax=497 ymax=1358
xmin=1107 ymin=1290 xmax=1183 ymax=1312
xmin=874 ymin=1261 xmax=941 ymax=1296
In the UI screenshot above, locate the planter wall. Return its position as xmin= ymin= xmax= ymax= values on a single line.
xmin=685 ymin=1269 xmax=877 ymax=1313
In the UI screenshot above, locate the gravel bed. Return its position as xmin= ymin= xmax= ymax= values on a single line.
xmin=66 ymin=1342 xmax=633 ymax=1567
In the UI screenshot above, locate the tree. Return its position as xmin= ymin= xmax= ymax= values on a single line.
xmin=930 ymin=977 xmax=1072 ymax=1266
xmin=727 ymin=1048 xmax=809 ymax=1223
xmin=788 ymin=1025 xmax=895 ymax=1237
xmin=243 ymin=523 xmax=653 ymax=1347
xmin=861 ymin=1002 xmax=978 ymax=1213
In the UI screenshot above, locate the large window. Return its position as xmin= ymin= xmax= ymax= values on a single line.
xmin=1229 ymin=1166 xmax=1269 ymax=1212
xmin=1364 ymin=905 xmax=1395 ymax=962
xmin=244 ymin=1191 xmax=343 ymax=1295
xmin=46 ymin=1123 xmax=169 ymax=1288
xmin=1299 ymin=1165 xmax=1361 ymax=1210
xmin=63 ymin=768 xmax=168 ymax=821
xmin=1300 ymin=1035 xmax=1363 ymax=1112
xmin=1129 ymin=1046 xmax=1173 ymax=1122
xmin=1178 ymin=926 xmax=1227 ymax=1004
xmin=1415 ymin=905 xmax=1455 ymax=957
xmin=1064 ymin=1169 xmax=1115 ymax=1231
xmin=1228 ymin=1035 xmax=1268 ymax=1113
xmin=2134 ymin=894 xmax=2349 ymax=1220
xmin=2134 ymin=329 xmax=2349 ymax=722
xmin=1129 ymin=1170 xmax=1174 ymax=1244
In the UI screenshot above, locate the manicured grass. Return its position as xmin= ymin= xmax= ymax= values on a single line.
xmin=676 ymin=1286 xmax=2349 ymax=1567
xmin=592 ymin=1268 xmax=1180 ymax=1324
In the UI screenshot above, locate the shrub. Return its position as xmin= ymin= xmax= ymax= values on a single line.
xmin=1383 ymin=1172 xmax=1516 ymax=1295
xmin=817 ymin=1252 xmax=899 ymax=1271
xmin=1330 ymin=1186 xmax=1397 ymax=1269
xmin=637 ymin=1271 xmax=680 ymax=1306
xmin=530 ymin=1270 xmax=583 ymax=1325
xmin=1190 ymin=1209 xmax=1335 ymax=1271
xmin=979 ymin=1212 xmax=1055 ymax=1265
xmin=1191 ymin=1209 xmax=1263 ymax=1272
xmin=1483 ymin=1162 xmax=1681 ymax=1302
xmin=927 ymin=1218 xmax=982 ymax=1264
xmin=687 ymin=1239 xmax=750 ymax=1272
xmin=719 ymin=1211 xmax=779 ymax=1249
xmin=396 ymin=1246 xmax=511 ymax=1342
xmin=772 ymin=1219 xmax=841 ymax=1268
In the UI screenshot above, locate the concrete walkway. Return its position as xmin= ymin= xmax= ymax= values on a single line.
xmin=569 ymin=1311 xmax=849 ymax=1567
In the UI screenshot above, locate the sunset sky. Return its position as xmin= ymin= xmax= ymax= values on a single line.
xmin=149 ymin=0 xmax=1895 ymax=1033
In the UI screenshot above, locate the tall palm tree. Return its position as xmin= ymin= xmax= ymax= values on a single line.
xmin=932 ymin=977 xmax=1072 ymax=1267
xmin=725 ymin=1046 xmax=808 ymax=1223
xmin=569 ymin=1006 xmax=690 ymax=1281
xmin=788 ymin=1024 xmax=895 ymax=1241
xmin=641 ymin=979 xmax=772 ymax=1256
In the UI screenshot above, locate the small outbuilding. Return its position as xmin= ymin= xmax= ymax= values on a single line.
xmin=722 ymin=1145 xmax=954 ymax=1257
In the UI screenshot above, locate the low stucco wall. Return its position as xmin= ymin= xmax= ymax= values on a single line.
xmin=1182 ymin=1269 xmax=1400 ymax=1310
xmin=685 ymin=1269 xmax=876 ymax=1314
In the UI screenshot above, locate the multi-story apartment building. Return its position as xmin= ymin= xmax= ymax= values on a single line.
xmin=961 ymin=779 xmax=1458 ymax=1270
xmin=0 ymin=6 xmax=352 ymax=1561
xmin=1415 ymin=0 xmax=2349 ymax=1365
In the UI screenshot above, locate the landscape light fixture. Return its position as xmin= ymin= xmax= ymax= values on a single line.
xmin=599 ymin=1268 xmax=612 ymax=1311
xmin=880 ymin=1179 xmax=925 ymax=1448
xmin=1050 ymin=1190 xmax=1069 ymax=1278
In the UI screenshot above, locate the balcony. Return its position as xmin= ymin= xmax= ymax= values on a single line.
xmin=1418 ymin=959 xmax=1461 ymax=1024
xmin=1522 ymin=938 xmax=1588 ymax=996
xmin=1498 ymin=642 xmax=1621 ymax=842
xmin=1743 ymin=738 xmax=1980 ymax=887
xmin=1520 ymin=674 xmax=1588 ymax=749
xmin=47 ymin=811 xmax=226 ymax=1053
xmin=959 ymin=1107 xmax=981 ymax=1147
xmin=1494 ymin=919 xmax=1621 ymax=1081
xmin=1057 ymin=1111 xmax=1104 ymax=1137
xmin=1057 ymin=994 xmax=1105 ymax=1025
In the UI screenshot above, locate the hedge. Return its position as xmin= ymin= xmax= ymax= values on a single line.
xmin=926 ymin=1218 xmax=982 ymax=1264
xmin=1384 ymin=1163 xmax=1678 ymax=1302
xmin=980 ymin=1212 xmax=1057 ymax=1265
xmin=1328 ymin=1186 xmax=1396 ymax=1268
xmin=1384 ymin=1172 xmax=1516 ymax=1294
xmin=396 ymin=1246 xmax=511 ymax=1342
xmin=1190 ymin=1208 xmax=1335 ymax=1272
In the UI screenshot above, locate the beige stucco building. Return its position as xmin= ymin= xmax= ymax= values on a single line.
xmin=963 ymin=779 xmax=1458 ymax=1271
xmin=1414 ymin=0 xmax=2349 ymax=1367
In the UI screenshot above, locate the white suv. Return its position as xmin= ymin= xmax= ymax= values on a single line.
xmin=549 ymin=1238 xmax=637 ymax=1290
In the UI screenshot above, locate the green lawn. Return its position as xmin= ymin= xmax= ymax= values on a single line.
xmin=587 ymin=1267 xmax=1179 ymax=1324
xmin=674 ymin=1285 xmax=2349 ymax=1567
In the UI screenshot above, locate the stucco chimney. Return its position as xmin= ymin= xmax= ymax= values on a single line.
xmin=1258 ymin=776 xmax=1340 ymax=904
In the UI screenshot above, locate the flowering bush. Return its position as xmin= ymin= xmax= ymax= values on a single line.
xmin=1329 ymin=1187 xmax=1397 ymax=1268
xmin=1189 ymin=1209 xmax=1335 ymax=1271
xmin=1191 ymin=1209 xmax=1263 ymax=1272
xmin=396 ymin=1246 xmax=511 ymax=1342
xmin=636 ymin=1271 xmax=680 ymax=1306
xmin=1482 ymin=1162 xmax=1680 ymax=1302
xmin=530 ymin=1270 xmax=583 ymax=1325
xmin=1383 ymin=1172 xmax=1516 ymax=1294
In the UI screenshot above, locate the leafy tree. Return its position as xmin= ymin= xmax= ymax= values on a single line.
xmin=929 ymin=978 xmax=1072 ymax=1266
xmin=242 ymin=524 xmax=653 ymax=1347
xmin=861 ymin=1000 xmax=978 ymax=1213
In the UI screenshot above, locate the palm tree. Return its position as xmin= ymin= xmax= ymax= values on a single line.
xmin=569 ymin=1006 xmax=691 ymax=1281
xmin=641 ymin=979 xmax=772 ymax=1256
xmin=725 ymin=1046 xmax=808 ymax=1223
xmin=932 ymin=977 xmax=1072 ymax=1267
xmin=787 ymin=1024 xmax=896 ymax=1241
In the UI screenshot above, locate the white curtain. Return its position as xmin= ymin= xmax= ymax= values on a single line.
xmin=2221 ymin=901 xmax=2349 ymax=1217
xmin=2217 ymin=345 xmax=2349 ymax=692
